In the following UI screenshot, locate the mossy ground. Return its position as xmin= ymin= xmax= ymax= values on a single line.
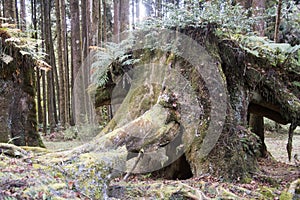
xmin=13 ymin=130 xmax=295 ymax=199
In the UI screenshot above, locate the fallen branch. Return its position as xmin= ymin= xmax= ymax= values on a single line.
xmin=0 ymin=143 xmax=28 ymax=158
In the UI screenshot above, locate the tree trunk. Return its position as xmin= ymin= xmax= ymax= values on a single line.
xmin=43 ymin=0 xmax=57 ymax=132
xmin=61 ymin=0 xmax=70 ymax=126
xmin=120 ymin=0 xmax=129 ymax=32
xmin=70 ymin=0 xmax=82 ymax=124
xmin=3 ymin=0 xmax=16 ymax=24
xmin=31 ymin=0 xmax=43 ymax=126
xmin=135 ymin=0 xmax=140 ymax=23
xmin=113 ymin=0 xmax=120 ymax=39
xmin=55 ymin=0 xmax=66 ymax=127
xmin=132 ymin=0 xmax=135 ymax=29
xmin=19 ymin=0 xmax=26 ymax=31
xmin=99 ymin=0 xmax=103 ymax=43
xmin=40 ymin=0 xmax=47 ymax=133
xmin=252 ymin=0 xmax=265 ymax=36
xmin=155 ymin=0 xmax=162 ymax=18
xmin=102 ymin=0 xmax=107 ymax=42
xmin=0 ymin=28 xmax=44 ymax=147
xmin=92 ymin=0 xmax=100 ymax=45
xmin=274 ymin=0 xmax=282 ymax=42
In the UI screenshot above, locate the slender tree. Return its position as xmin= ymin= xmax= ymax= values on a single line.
xmin=61 ymin=0 xmax=70 ymax=126
xmin=43 ymin=0 xmax=57 ymax=132
xmin=55 ymin=0 xmax=66 ymax=127
xmin=92 ymin=0 xmax=100 ymax=45
xmin=40 ymin=0 xmax=48 ymax=133
xmin=135 ymin=0 xmax=140 ymax=22
xmin=252 ymin=0 xmax=266 ymax=36
xmin=102 ymin=0 xmax=107 ymax=42
xmin=32 ymin=0 xmax=43 ymax=128
xmin=120 ymin=0 xmax=130 ymax=32
xmin=70 ymin=0 xmax=82 ymax=124
xmin=3 ymin=0 xmax=16 ymax=23
xmin=274 ymin=0 xmax=282 ymax=42
xmin=113 ymin=0 xmax=120 ymax=37
xmin=20 ymin=0 xmax=26 ymax=31
xmin=98 ymin=0 xmax=103 ymax=43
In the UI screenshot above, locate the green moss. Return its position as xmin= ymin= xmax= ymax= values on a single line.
xmin=49 ymin=183 xmax=66 ymax=190
xmin=242 ymin=177 xmax=252 ymax=184
xmin=279 ymin=191 xmax=293 ymax=200
xmin=166 ymin=52 xmax=176 ymax=64
xmin=259 ymin=186 xmax=275 ymax=199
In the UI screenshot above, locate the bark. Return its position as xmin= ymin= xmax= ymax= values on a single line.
xmin=42 ymin=71 xmax=47 ymax=133
xmin=81 ymin=0 xmax=88 ymax=58
xmin=43 ymin=0 xmax=57 ymax=132
xmin=61 ymin=0 xmax=70 ymax=126
xmin=70 ymin=0 xmax=82 ymax=124
xmin=120 ymin=0 xmax=129 ymax=32
xmin=99 ymin=0 xmax=103 ymax=43
xmin=252 ymin=0 xmax=265 ymax=36
xmin=132 ymin=0 xmax=135 ymax=29
xmin=0 ymin=29 xmax=45 ymax=147
xmin=102 ymin=0 xmax=107 ymax=42
xmin=92 ymin=0 xmax=100 ymax=45
xmin=19 ymin=0 xmax=26 ymax=31
xmin=155 ymin=0 xmax=162 ymax=18
xmin=135 ymin=0 xmax=140 ymax=23
xmin=274 ymin=0 xmax=282 ymax=42
xmin=113 ymin=0 xmax=120 ymax=37
xmin=40 ymin=0 xmax=47 ymax=133
xmin=143 ymin=0 xmax=153 ymax=17
xmin=31 ymin=0 xmax=42 ymax=125
xmin=3 ymin=0 xmax=16 ymax=23
xmin=55 ymin=0 xmax=66 ymax=127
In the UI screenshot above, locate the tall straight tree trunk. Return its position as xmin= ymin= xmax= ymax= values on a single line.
xmin=132 ymin=0 xmax=135 ymax=29
xmin=99 ymin=0 xmax=103 ymax=44
xmin=81 ymin=0 xmax=88 ymax=58
xmin=43 ymin=0 xmax=57 ymax=132
xmin=135 ymin=0 xmax=139 ymax=23
xmin=61 ymin=0 xmax=70 ymax=126
xmin=3 ymin=0 xmax=16 ymax=23
xmin=20 ymin=0 xmax=26 ymax=31
xmin=70 ymin=0 xmax=82 ymax=124
xmin=120 ymin=0 xmax=129 ymax=32
xmin=274 ymin=0 xmax=282 ymax=42
xmin=40 ymin=0 xmax=47 ymax=133
xmin=15 ymin=0 xmax=19 ymax=28
xmin=92 ymin=0 xmax=100 ymax=45
xmin=252 ymin=0 xmax=265 ymax=36
xmin=155 ymin=0 xmax=162 ymax=18
xmin=0 ymin=2 xmax=2 ymax=26
xmin=42 ymin=71 xmax=47 ymax=133
xmin=80 ymin=0 xmax=90 ymax=123
xmin=113 ymin=0 xmax=120 ymax=39
xmin=55 ymin=0 xmax=66 ymax=127
xmin=102 ymin=0 xmax=107 ymax=42
xmin=143 ymin=0 xmax=152 ymax=17
xmin=32 ymin=0 xmax=43 ymax=126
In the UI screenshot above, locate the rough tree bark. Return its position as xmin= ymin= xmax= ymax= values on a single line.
xmin=70 ymin=0 xmax=82 ymax=124
xmin=0 ymin=30 xmax=44 ymax=147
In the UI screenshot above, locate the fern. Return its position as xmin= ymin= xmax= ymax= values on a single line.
xmin=90 ymin=33 xmax=139 ymax=88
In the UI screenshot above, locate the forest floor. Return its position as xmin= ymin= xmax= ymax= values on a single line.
xmin=40 ymin=125 xmax=300 ymax=199
xmin=0 ymin=127 xmax=298 ymax=199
